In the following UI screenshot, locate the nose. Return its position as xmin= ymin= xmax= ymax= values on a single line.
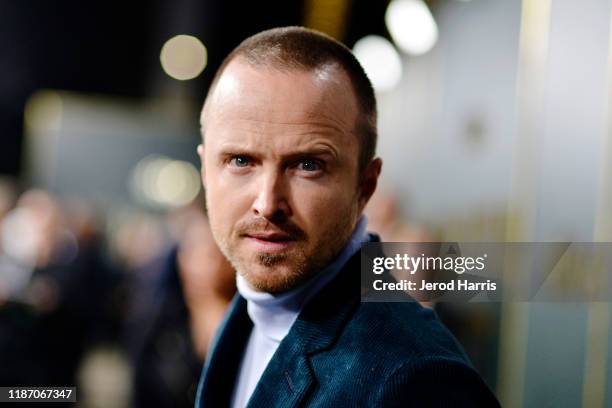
xmin=252 ymin=168 xmax=291 ymax=221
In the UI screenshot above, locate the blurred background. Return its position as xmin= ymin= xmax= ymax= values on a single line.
xmin=1 ymin=0 xmax=611 ymax=407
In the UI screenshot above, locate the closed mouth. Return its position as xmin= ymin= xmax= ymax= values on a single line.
xmin=244 ymin=233 xmax=295 ymax=242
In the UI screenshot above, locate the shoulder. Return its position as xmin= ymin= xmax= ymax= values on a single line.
xmin=347 ymin=301 xmax=468 ymax=363
xmin=374 ymin=353 xmax=500 ymax=407
xmin=331 ymin=301 xmax=499 ymax=406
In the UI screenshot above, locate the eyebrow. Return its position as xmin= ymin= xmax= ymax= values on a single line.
xmin=216 ymin=144 xmax=339 ymax=161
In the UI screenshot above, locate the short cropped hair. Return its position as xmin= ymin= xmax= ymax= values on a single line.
xmin=202 ymin=26 xmax=378 ymax=177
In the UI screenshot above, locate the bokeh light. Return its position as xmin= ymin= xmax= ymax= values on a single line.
xmin=353 ymin=35 xmax=403 ymax=92
xmin=129 ymin=155 xmax=201 ymax=209
xmin=385 ymin=0 xmax=439 ymax=56
xmin=160 ymin=35 xmax=208 ymax=81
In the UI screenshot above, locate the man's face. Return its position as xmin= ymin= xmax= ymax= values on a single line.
xmin=199 ymin=59 xmax=378 ymax=293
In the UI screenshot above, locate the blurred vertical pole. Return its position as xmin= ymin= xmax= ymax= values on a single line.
xmin=304 ymin=0 xmax=351 ymax=40
xmin=582 ymin=304 xmax=610 ymax=407
xmin=582 ymin=6 xmax=612 ymax=407
xmin=507 ymin=0 xmax=611 ymax=406
xmin=498 ymin=0 xmax=551 ymax=406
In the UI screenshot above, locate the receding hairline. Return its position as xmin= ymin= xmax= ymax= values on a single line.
xmin=200 ymin=56 xmax=357 ymax=129
xmin=200 ymin=26 xmax=378 ymax=176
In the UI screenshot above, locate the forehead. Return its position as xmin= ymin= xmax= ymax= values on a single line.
xmin=202 ymin=59 xmax=360 ymax=139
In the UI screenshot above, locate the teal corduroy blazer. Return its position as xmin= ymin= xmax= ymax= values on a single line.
xmin=196 ymin=237 xmax=499 ymax=407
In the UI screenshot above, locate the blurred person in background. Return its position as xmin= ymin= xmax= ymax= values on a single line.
xmin=0 ymin=189 xmax=120 ymax=387
xmin=364 ymin=189 xmax=433 ymax=244
xmin=195 ymin=27 xmax=498 ymax=407
xmin=125 ymin=202 xmax=235 ymax=408
xmin=365 ymin=189 xmax=436 ymax=308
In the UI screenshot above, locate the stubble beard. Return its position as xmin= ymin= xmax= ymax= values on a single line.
xmin=209 ymin=205 xmax=360 ymax=294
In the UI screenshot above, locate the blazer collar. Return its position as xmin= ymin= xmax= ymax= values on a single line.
xmin=245 ymin=247 xmax=364 ymax=408
xmin=196 ymin=295 xmax=252 ymax=407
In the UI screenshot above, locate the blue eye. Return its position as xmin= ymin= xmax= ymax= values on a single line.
xmin=300 ymin=159 xmax=320 ymax=171
xmin=299 ymin=159 xmax=322 ymax=172
xmin=232 ymin=156 xmax=249 ymax=167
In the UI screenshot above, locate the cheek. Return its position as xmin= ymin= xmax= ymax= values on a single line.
xmin=205 ymin=170 xmax=252 ymax=231
xmin=290 ymin=180 xmax=357 ymax=231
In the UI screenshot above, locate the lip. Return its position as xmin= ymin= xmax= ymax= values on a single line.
xmin=247 ymin=232 xmax=293 ymax=240
xmin=243 ymin=233 xmax=296 ymax=252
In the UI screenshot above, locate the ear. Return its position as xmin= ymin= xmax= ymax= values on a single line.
xmin=358 ymin=158 xmax=382 ymax=213
xmin=197 ymin=144 xmax=207 ymax=188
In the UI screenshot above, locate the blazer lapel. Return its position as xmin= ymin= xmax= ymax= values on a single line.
xmin=196 ymin=295 xmax=253 ymax=407
xmin=246 ymin=251 xmax=363 ymax=408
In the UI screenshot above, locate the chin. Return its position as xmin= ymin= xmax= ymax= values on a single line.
xmin=241 ymin=261 xmax=311 ymax=294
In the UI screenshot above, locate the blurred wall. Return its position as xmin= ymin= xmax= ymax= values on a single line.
xmin=378 ymin=0 xmax=520 ymax=227
xmin=375 ymin=0 xmax=612 ymax=407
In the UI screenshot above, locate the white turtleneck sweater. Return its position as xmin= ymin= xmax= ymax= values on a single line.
xmin=230 ymin=217 xmax=369 ymax=408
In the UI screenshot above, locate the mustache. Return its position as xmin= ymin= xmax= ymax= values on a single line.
xmin=236 ymin=218 xmax=306 ymax=240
